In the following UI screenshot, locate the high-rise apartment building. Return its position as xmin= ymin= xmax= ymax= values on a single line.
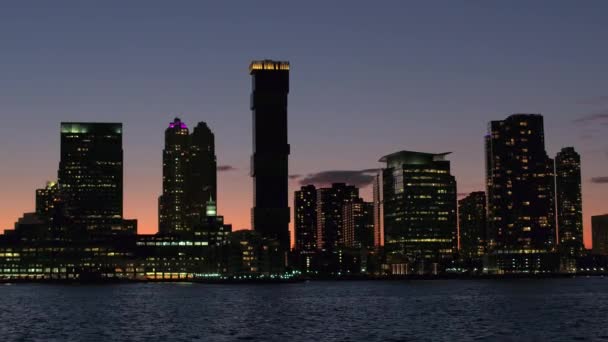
xmin=316 ymin=183 xmax=359 ymax=252
xmin=343 ymin=199 xmax=374 ymax=249
xmin=458 ymin=191 xmax=486 ymax=259
xmin=485 ymin=114 xmax=556 ymax=252
xmin=294 ymin=185 xmax=317 ymax=252
xmin=555 ymin=147 xmax=583 ymax=256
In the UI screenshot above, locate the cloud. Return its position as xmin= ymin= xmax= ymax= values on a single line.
xmin=576 ymin=95 xmax=608 ymax=105
xmin=591 ymin=177 xmax=608 ymax=184
xmin=217 ymin=165 xmax=236 ymax=172
xmin=289 ymin=174 xmax=302 ymax=180
xmin=299 ymin=169 xmax=379 ymax=188
xmin=573 ymin=112 xmax=608 ymax=125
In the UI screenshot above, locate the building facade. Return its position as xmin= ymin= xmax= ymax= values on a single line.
xmin=373 ymin=173 xmax=383 ymax=247
xmin=294 ymin=185 xmax=317 ymax=252
xmin=485 ymin=114 xmax=556 ymax=251
xmin=458 ymin=191 xmax=486 ymax=259
xmin=592 ymin=215 xmax=608 ymax=256
xmin=159 ymin=118 xmax=218 ymax=235
xmin=381 ymin=150 xmax=457 ymax=270
xmin=555 ymin=147 xmax=584 ymax=256
xmin=187 ymin=122 xmax=217 ymax=225
xmin=343 ymin=199 xmax=374 ymax=249
xmin=485 ymin=114 xmax=557 ymax=273
xmin=159 ymin=118 xmax=190 ymax=234
xmin=58 ymin=123 xmax=124 ymax=235
xmin=249 ymin=60 xmax=291 ymax=252
xmin=316 ymin=183 xmax=360 ymax=252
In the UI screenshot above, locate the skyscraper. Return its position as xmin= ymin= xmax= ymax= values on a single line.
xmin=343 ymin=199 xmax=375 ymax=249
xmin=458 ymin=191 xmax=487 ymax=259
xmin=159 ymin=118 xmax=190 ymax=234
xmin=294 ymin=185 xmax=317 ymax=252
xmin=485 ymin=114 xmax=556 ymax=252
xmin=159 ymin=118 xmax=218 ymax=235
xmin=555 ymin=147 xmax=583 ymax=256
xmin=592 ymin=215 xmax=608 ymax=256
xmin=249 ymin=60 xmax=291 ymax=252
xmin=316 ymin=183 xmax=360 ymax=252
xmin=188 ymin=122 xmax=217 ymax=224
xmin=58 ymin=122 xmax=124 ymax=234
xmin=381 ymin=151 xmax=457 ymax=267
xmin=373 ymin=173 xmax=383 ymax=247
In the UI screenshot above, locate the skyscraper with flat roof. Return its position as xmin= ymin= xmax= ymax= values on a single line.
xmin=555 ymin=147 xmax=583 ymax=256
xmin=294 ymin=185 xmax=317 ymax=252
xmin=58 ymin=122 xmax=123 ymax=234
xmin=381 ymin=150 xmax=457 ymax=267
xmin=316 ymin=183 xmax=360 ymax=252
xmin=343 ymin=199 xmax=375 ymax=249
xmin=485 ymin=114 xmax=556 ymax=252
xmin=458 ymin=191 xmax=486 ymax=259
xmin=249 ymin=60 xmax=291 ymax=252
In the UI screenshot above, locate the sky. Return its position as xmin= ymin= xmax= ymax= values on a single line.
xmin=0 ymin=1 xmax=606 ymax=248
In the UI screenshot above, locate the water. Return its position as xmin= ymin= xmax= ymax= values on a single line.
xmin=1 ymin=278 xmax=607 ymax=341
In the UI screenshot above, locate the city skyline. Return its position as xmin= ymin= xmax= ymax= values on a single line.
xmin=1 ymin=2 xmax=607 ymax=248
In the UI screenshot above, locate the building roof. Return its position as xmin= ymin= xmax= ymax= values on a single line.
xmin=379 ymin=150 xmax=451 ymax=166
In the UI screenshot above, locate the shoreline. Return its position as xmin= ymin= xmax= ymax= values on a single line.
xmin=1 ymin=273 xmax=606 ymax=285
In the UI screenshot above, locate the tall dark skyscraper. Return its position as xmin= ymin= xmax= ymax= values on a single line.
xmin=159 ymin=118 xmax=218 ymax=235
xmin=458 ymin=191 xmax=487 ymax=259
xmin=159 ymin=118 xmax=190 ymax=234
xmin=187 ymin=122 xmax=217 ymax=224
xmin=485 ymin=114 xmax=556 ymax=253
xmin=249 ymin=60 xmax=291 ymax=251
xmin=294 ymin=185 xmax=317 ymax=252
xmin=381 ymin=151 xmax=457 ymax=267
xmin=555 ymin=147 xmax=583 ymax=257
xmin=58 ymin=123 xmax=124 ymax=234
xmin=316 ymin=183 xmax=360 ymax=252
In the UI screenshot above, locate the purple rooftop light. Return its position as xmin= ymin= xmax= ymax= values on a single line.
xmin=168 ymin=118 xmax=187 ymax=129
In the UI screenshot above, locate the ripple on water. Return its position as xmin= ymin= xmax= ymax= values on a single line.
xmin=0 ymin=279 xmax=607 ymax=341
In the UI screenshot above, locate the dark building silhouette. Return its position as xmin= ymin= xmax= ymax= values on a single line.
xmin=555 ymin=147 xmax=584 ymax=257
xmin=249 ymin=60 xmax=291 ymax=252
xmin=381 ymin=151 xmax=457 ymax=271
xmin=159 ymin=118 xmax=218 ymax=235
xmin=592 ymin=215 xmax=608 ymax=256
xmin=294 ymin=185 xmax=317 ymax=252
xmin=58 ymin=123 xmax=124 ymax=234
xmin=159 ymin=118 xmax=190 ymax=234
xmin=458 ymin=191 xmax=486 ymax=259
xmin=343 ymin=199 xmax=374 ymax=249
xmin=316 ymin=183 xmax=360 ymax=252
xmin=187 ymin=122 xmax=217 ymax=225
xmin=485 ymin=114 xmax=556 ymax=252
xmin=373 ymin=174 xmax=383 ymax=247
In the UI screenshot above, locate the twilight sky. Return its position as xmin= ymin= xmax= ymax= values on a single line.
xmin=0 ymin=1 xmax=606 ymax=247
